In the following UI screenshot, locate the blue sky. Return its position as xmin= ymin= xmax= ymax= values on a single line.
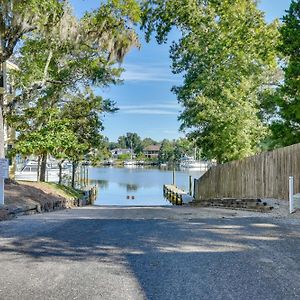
xmin=70 ymin=0 xmax=292 ymax=142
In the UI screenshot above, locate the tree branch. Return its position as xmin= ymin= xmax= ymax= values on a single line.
xmin=42 ymin=50 xmax=53 ymax=84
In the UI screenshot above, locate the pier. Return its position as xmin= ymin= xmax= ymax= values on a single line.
xmin=163 ymin=184 xmax=193 ymax=205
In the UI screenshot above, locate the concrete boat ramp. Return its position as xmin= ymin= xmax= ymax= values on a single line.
xmin=0 ymin=206 xmax=300 ymax=300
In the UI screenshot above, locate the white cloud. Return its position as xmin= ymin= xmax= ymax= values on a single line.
xmin=117 ymin=102 xmax=181 ymax=115
xmin=119 ymin=103 xmax=180 ymax=110
xmin=121 ymin=63 xmax=182 ymax=82
xmin=121 ymin=109 xmax=178 ymax=115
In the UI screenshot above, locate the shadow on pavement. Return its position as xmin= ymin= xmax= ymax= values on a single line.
xmin=0 ymin=212 xmax=300 ymax=299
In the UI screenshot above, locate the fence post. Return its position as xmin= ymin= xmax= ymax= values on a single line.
xmin=289 ymin=176 xmax=294 ymax=214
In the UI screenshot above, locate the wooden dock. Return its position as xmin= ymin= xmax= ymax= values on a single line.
xmin=163 ymin=185 xmax=193 ymax=205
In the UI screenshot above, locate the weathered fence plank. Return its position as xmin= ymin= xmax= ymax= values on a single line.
xmin=194 ymin=143 xmax=300 ymax=201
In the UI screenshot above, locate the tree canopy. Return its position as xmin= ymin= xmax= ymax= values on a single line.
xmin=0 ymin=0 xmax=66 ymax=158
xmin=142 ymin=0 xmax=279 ymax=163
xmin=0 ymin=0 xmax=64 ymax=63
xmin=261 ymin=0 xmax=300 ymax=147
xmin=6 ymin=0 xmax=141 ymax=181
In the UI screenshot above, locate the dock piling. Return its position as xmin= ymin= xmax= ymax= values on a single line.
xmin=189 ymin=175 xmax=192 ymax=195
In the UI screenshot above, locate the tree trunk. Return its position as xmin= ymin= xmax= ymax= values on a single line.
xmin=58 ymin=160 xmax=64 ymax=185
xmin=71 ymin=161 xmax=78 ymax=188
xmin=40 ymin=153 xmax=47 ymax=182
xmin=37 ymin=155 xmax=41 ymax=182
xmin=0 ymin=94 xmax=5 ymax=159
xmin=0 ymin=93 xmax=5 ymax=205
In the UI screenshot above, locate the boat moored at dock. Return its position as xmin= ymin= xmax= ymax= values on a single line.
xmin=179 ymin=156 xmax=210 ymax=171
xmin=15 ymin=160 xmax=71 ymax=182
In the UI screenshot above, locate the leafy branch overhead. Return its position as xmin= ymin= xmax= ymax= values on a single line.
xmin=4 ymin=0 xmax=141 ymax=182
xmin=261 ymin=0 xmax=300 ymax=148
xmin=4 ymin=0 xmax=300 ymax=173
xmin=142 ymin=0 xmax=280 ymax=163
xmin=0 ymin=0 xmax=64 ymax=63
xmin=7 ymin=0 xmax=141 ymax=111
xmin=9 ymin=89 xmax=115 ymax=165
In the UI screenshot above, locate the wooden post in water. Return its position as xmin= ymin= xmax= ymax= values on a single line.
xmin=86 ymin=166 xmax=89 ymax=185
xmin=80 ymin=166 xmax=82 ymax=188
xmin=80 ymin=165 xmax=83 ymax=188
xmin=172 ymin=167 xmax=176 ymax=186
xmin=83 ymin=164 xmax=86 ymax=187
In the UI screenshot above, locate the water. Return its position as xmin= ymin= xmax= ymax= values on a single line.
xmin=88 ymin=166 xmax=204 ymax=206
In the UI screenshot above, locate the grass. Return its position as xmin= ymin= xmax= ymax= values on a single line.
xmin=46 ymin=183 xmax=84 ymax=199
xmin=17 ymin=181 xmax=84 ymax=200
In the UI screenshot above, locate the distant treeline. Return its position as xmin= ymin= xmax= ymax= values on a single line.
xmin=102 ymin=132 xmax=199 ymax=163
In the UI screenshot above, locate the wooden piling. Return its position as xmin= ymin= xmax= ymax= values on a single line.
xmin=163 ymin=184 xmax=188 ymax=205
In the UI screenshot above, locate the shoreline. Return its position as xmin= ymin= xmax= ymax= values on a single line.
xmin=0 ymin=181 xmax=93 ymax=221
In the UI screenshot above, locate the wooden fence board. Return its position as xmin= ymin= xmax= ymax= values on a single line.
xmin=194 ymin=143 xmax=300 ymax=201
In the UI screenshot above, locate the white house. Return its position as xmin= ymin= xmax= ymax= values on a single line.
xmin=110 ymin=148 xmax=132 ymax=158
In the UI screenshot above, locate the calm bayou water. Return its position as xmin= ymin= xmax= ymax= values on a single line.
xmin=88 ymin=166 xmax=204 ymax=206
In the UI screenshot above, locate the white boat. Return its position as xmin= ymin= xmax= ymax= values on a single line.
xmin=123 ymin=160 xmax=137 ymax=167
xmin=15 ymin=160 xmax=69 ymax=182
xmin=123 ymin=141 xmax=137 ymax=167
xmin=103 ymin=159 xmax=114 ymax=166
xmin=179 ymin=156 xmax=209 ymax=171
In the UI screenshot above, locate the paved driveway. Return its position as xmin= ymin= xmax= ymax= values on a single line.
xmin=0 ymin=206 xmax=300 ymax=300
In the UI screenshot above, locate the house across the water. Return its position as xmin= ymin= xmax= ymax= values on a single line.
xmin=144 ymin=145 xmax=161 ymax=159
xmin=111 ymin=148 xmax=132 ymax=158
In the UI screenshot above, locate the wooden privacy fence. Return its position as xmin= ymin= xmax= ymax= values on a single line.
xmin=194 ymin=143 xmax=300 ymax=201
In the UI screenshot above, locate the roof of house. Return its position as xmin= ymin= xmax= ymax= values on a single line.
xmin=144 ymin=145 xmax=161 ymax=152
xmin=111 ymin=148 xmax=131 ymax=152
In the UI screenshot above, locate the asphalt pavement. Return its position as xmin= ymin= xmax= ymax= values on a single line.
xmin=0 ymin=206 xmax=300 ymax=300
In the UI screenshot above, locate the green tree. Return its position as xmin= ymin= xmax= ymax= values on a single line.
xmin=117 ymin=132 xmax=143 ymax=154
xmin=8 ymin=0 xmax=140 ymax=181
xmin=0 ymin=0 xmax=64 ymax=159
xmin=142 ymin=0 xmax=279 ymax=163
xmin=109 ymin=141 xmax=119 ymax=150
xmin=126 ymin=132 xmax=143 ymax=154
xmin=117 ymin=136 xmax=127 ymax=149
xmin=262 ymin=1 xmax=300 ymax=147
xmin=93 ymin=137 xmax=111 ymax=163
xmin=158 ymin=139 xmax=174 ymax=163
xmin=61 ymin=90 xmax=111 ymax=187
xmin=141 ymin=137 xmax=158 ymax=148
xmin=9 ymin=108 xmax=80 ymax=183
xmin=158 ymin=138 xmax=195 ymax=163
xmin=173 ymin=138 xmax=194 ymax=161
xmin=10 ymin=0 xmax=140 ymax=109
xmin=8 ymin=87 xmax=116 ymax=184
xmin=118 ymin=153 xmax=131 ymax=160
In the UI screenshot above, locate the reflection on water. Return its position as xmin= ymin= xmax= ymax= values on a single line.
xmin=97 ymin=179 xmax=109 ymax=189
xmin=119 ymin=183 xmax=139 ymax=192
xmin=89 ymin=166 xmax=205 ymax=206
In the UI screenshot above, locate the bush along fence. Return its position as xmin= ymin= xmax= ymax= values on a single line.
xmin=194 ymin=143 xmax=300 ymax=202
